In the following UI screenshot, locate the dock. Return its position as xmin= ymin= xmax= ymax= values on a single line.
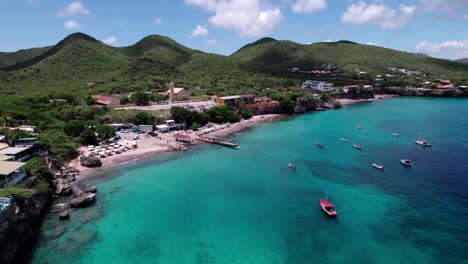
xmin=196 ymin=137 xmax=238 ymax=148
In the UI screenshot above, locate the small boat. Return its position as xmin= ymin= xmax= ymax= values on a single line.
xmin=392 ymin=133 xmax=399 ymax=137
xmin=352 ymin=144 xmax=362 ymax=150
xmin=400 ymin=159 xmax=413 ymax=167
xmin=356 ymin=124 xmax=362 ymax=130
xmin=372 ymin=163 xmax=384 ymax=170
xmin=320 ymin=191 xmax=337 ymax=217
xmin=288 ymin=163 xmax=296 ymax=170
xmin=415 ymin=140 xmax=431 ymax=147
xmin=340 ymin=138 xmax=348 ymax=142
xmin=315 ymin=142 xmax=323 ymax=148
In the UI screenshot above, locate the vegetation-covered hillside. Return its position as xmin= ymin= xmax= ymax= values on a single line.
xmin=1 ymin=33 xmax=467 ymax=100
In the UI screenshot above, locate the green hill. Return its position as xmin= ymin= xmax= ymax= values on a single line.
xmin=0 ymin=47 xmax=50 ymax=69
xmin=1 ymin=33 xmax=467 ymax=99
xmin=231 ymin=40 xmax=468 ymax=80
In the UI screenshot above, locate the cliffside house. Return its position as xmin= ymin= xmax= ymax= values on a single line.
xmin=91 ymin=94 xmax=120 ymax=107
xmin=0 ymin=197 xmax=14 ymax=224
xmin=302 ymin=80 xmax=333 ymax=92
xmin=0 ymin=146 xmax=34 ymax=162
xmin=343 ymin=85 xmax=360 ymax=93
xmin=0 ymin=161 xmax=26 ymax=186
xmin=159 ymin=88 xmax=191 ymax=101
xmin=18 ymin=125 xmax=37 ymax=134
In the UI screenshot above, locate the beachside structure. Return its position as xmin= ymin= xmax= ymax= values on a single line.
xmin=0 ymin=146 xmax=35 ymax=162
xmin=214 ymin=94 xmax=256 ymax=107
xmin=92 ymin=94 xmax=120 ymax=107
xmin=302 ymin=80 xmax=333 ymax=92
xmin=0 ymin=161 xmax=26 ymax=186
xmin=245 ymin=97 xmax=281 ymax=115
xmin=343 ymin=85 xmax=373 ymax=93
xmin=156 ymin=120 xmax=186 ymax=133
xmin=138 ymin=125 xmax=154 ymax=133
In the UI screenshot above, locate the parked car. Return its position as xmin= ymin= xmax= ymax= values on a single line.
xmin=132 ymin=135 xmax=140 ymax=140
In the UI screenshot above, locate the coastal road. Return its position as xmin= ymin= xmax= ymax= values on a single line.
xmin=115 ymin=100 xmax=215 ymax=111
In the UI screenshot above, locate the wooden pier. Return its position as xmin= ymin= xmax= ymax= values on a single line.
xmin=196 ymin=137 xmax=238 ymax=148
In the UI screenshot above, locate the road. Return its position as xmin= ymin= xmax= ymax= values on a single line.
xmin=115 ymin=100 xmax=215 ymax=111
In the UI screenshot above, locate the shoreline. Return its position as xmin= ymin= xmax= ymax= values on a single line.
xmin=68 ymin=94 xmax=397 ymax=179
xmin=68 ymin=114 xmax=287 ymax=178
xmin=338 ymin=94 xmax=398 ymax=105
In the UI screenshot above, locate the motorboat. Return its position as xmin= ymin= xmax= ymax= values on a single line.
xmin=315 ymin=142 xmax=324 ymax=148
xmin=392 ymin=133 xmax=399 ymax=137
xmin=356 ymin=124 xmax=362 ymax=129
xmin=372 ymin=163 xmax=384 ymax=170
xmin=340 ymin=138 xmax=348 ymax=142
xmin=415 ymin=140 xmax=431 ymax=147
xmin=352 ymin=144 xmax=362 ymax=150
xmin=400 ymin=159 xmax=413 ymax=167
xmin=288 ymin=163 xmax=296 ymax=170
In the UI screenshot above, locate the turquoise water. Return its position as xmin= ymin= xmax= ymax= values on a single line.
xmin=32 ymin=98 xmax=468 ymax=264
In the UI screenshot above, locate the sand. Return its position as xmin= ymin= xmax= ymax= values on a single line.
xmin=338 ymin=94 xmax=398 ymax=105
xmin=68 ymin=114 xmax=287 ymax=176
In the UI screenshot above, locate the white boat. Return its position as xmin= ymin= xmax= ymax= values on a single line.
xmin=392 ymin=133 xmax=399 ymax=137
xmin=400 ymin=159 xmax=412 ymax=167
xmin=340 ymin=138 xmax=348 ymax=142
xmin=372 ymin=163 xmax=384 ymax=170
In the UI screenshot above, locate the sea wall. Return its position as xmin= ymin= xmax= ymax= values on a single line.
xmin=377 ymin=87 xmax=468 ymax=97
xmin=0 ymin=192 xmax=50 ymax=264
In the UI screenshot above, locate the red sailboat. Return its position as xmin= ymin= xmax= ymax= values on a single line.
xmin=320 ymin=191 xmax=337 ymax=217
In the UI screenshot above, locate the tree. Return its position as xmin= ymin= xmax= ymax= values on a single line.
xmin=85 ymin=96 xmax=96 ymax=106
xmin=80 ymin=127 xmax=98 ymax=145
xmin=96 ymin=125 xmax=116 ymax=141
xmin=133 ymin=112 xmax=154 ymax=125
xmin=64 ymin=120 xmax=86 ymax=137
xmin=241 ymin=109 xmax=253 ymax=119
xmin=207 ymin=106 xmax=240 ymax=124
xmin=170 ymin=107 xmax=193 ymax=125
xmin=120 ymin=96 xmax=130 ymax=105
xmin=131 ymin=92 xmax=150 ymax=106
xmin=190 ymin=122 xmax=201 ymax=131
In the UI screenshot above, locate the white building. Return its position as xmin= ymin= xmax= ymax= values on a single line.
xmin=18 ymin=125 xmax=37 ymax=134
xmin=302 ymin=80 xmax=333 ymax=92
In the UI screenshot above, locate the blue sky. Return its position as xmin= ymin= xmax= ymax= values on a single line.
xmin=0 ymin=0 xmax=467 ymax=59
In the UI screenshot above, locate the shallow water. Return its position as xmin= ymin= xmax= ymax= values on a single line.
xmin=32 ymin=97 xmax=468 ymax=264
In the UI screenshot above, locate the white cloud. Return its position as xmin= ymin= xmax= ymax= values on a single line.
xmin=64 ymin=19 xmax=82 ymax=30
xmin=206 ymin=39 xmax=228 ymax=50
xmin=102 ymin=36 xmax=117 ymax=45
xmin=292 ymin=0 xmax=326 ymax=14
xmin=341 ymin=1 xmax=415 ymax=29
xmin=154 ymin=18 xmax=162 ymax=24
xmin=416 ymin=40 xmax=468 ymax=59
xmin=189 ymin=25 xmax=208 ymax=38
xmin=185 ymin=0 xmax=283 ymax=37
xmin=418 ymin=0 xmax=468 ymax=18
xmin=58 ymin=1 xmax=90 ymax=16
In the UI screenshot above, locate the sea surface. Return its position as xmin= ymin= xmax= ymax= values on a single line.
xmin=32 ymin=97 xmax=468 ymax=264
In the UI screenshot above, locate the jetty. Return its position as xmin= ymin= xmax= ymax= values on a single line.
xmin=196 ymin=137 xmax=238 ymax=148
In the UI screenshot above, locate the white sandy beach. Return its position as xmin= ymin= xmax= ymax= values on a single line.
xmin=68 ymin=114 xmax=286 ymax=176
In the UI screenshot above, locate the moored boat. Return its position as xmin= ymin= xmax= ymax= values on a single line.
xmin=340 ymin=138 xmax=348 ymax=142
xmin=356 ymin=124 xmax=362 ymax=129
xmin=392 ymin=132 xmax=399 ymax=137
xmin=400 ymin=159 xmax=412 ymax=167
xmin=352 ymin=144 xmax=362 ymax=150
xmin=288 ymin=163 xmax=296 ymax=170
xmin=372 ymin=163 xmax=384 ymax=170
xmin=415 ymin=140 xmax=431 ymax=147
xmin=320 ymin=193 xmax=337 ymax=217
xmin=315 ymin=142 xmax=323 ymax=148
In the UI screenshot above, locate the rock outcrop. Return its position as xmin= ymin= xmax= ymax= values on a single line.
xmin=59 ymin=211 xmax=70 ymax=220
xmin=80 ymin=155 xmax=102 ymax=168
xmin=70 ymin=193 xmax=96 ymax=208
xmin=0 ymin=192 xmax=49 ymax=264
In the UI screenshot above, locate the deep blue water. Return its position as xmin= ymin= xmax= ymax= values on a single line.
xmin=32 ymin=97 xmax=468 ymax=264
